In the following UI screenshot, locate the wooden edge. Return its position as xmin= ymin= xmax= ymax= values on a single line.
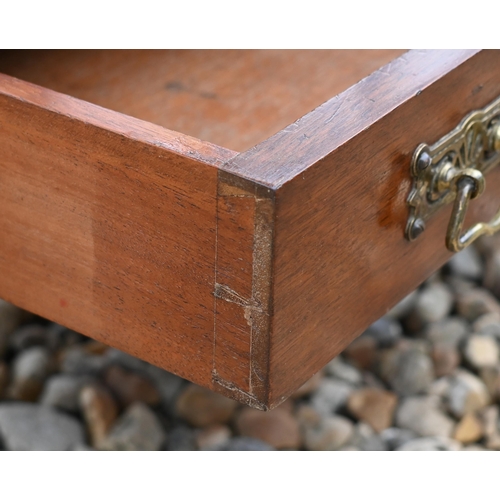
xmin=212 ymin=171 xmax=275 ymax=409
xmin=224 ymin=49 xmax=481 ymax=188
xmin=0 ymin=72 xmax=237 ymax=167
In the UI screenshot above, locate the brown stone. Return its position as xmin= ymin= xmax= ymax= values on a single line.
xmin=80 ymin=384 xmax=119 ymax=448
xmin=175 ymin=384 xmax=238 ymax=428
xmin=431 ymin=343 xmax=460 ymax=377
xmin=343 ymin=336 xmax=377 ymax=370
xmin=235 ymin=407 xmax=301 ymax=450
xmin=347 ymin=387 xmax=397 ymax=432
xmin=104 ymin=365 xmax=160 ymax=407
xmin=456 ymin=289 xmax=500 ymax=322
xmin=0 ymin=362 xmax=8 ymax=398
xmin=453 ymin=413 xmax=483 ymax=444
xmin=479 ymin=366 xmax=500 ymax=401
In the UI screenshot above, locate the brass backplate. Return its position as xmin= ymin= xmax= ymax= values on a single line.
xmin=406 ymin=95 xmax=500 ymax=241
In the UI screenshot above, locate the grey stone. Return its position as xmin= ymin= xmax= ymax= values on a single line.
xmin=396 ymin=396 xmax=455 ymax=437
xmin=10 ymin=346 xmax=52 ymax=400
xmin=413 ymin=283 xmax=454 ymax=323
xmin=0 ymin=403 xmax=85 ymax=450
xmin=300 ymin=410 xmax=355 ymax=451
xmin=217 ymin=437 xmax=275 ymax=451
xmin=396 ymin=437 xmax=462 ymax=451
xmin=380 ymin=427 xmax=418 ymax=450
xmin=463 ymin=335 xmax=499 ymax=369
xmin=447 ymin=369 xmax=490 ymax=418
xmin=448 ymin=246 xmax=483 ymax=281
xmin=105 ymin=349 xmax=184 ymax=409
xmin=40 ymin=374 xmax=90 ymax=412
xmin=99 ymin=403 xmax=166 ymax=451
xmin=310 ymin=378 xmax=353 ymax=416
xmin=349 ymin=422 xmax=388 ymax=451
xmin=61 ymin=346 xmax=109 ymax=376
xmin=386 ymin=290 xmax=418 ymax=320
xmin=473 ymin=313 xmax=500 ymax=339
xmin=361 ymin=317 xmax=403 ymax=348
xmin=8 ymin=324 xmax=48 ymax=351
xmin=424 ymin=317 xmax=469 ymax=347
xmin=483 ymin=250 xmax=500 ymax=298
xmin=325 ymin=357 xmax=362 ymax=385
xmin=378 ymin=343 xmax=434 ymax=396
xmin=456 ymin=289 xmax=500 ymax=321
xmin=165 ymin=425 xmax=197 ymax=451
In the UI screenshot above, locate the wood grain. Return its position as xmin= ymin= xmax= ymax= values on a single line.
xmin=3 ymin=50 xmax=500 ymax=410
xmin=263 ymin=50 xmax=500 ymax=406
xmin=0 ymin=50 xmax=404 ymax=152
xmin=0 ymin=73 xmax=236 ymax=391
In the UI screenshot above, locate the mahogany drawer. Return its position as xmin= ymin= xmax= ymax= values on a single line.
xmin=0 ymin=49 xmax=499 ymax=409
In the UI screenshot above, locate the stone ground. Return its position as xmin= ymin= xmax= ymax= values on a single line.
xmin=2 ymin=236 xmax=500 ymax=450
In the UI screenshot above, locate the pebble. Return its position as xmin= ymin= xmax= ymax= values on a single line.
xmin=424 ymin=317 xmax=469 ymax=346
xmin=473 ymin=313 xmax=500 ymax=338
xmin=396 ymin=437 xmax=462 ymax=451
xmin=0 ymin=362 xmax=8 ymax=399
xmin=310 ymin=378 xmax=353 ymax=416
xmin=104 ymin=365 xmax=160 ymax=408
xmin=350 ymin=422 xmax=388 ymax=451
xmin=385 ymin=290 xmax=418 ymax=320
xmin=453 ymin=413 xmax=483 ymax=443
xmin=165 ymin=426 xmax=197 ymax=451
xmin=195 ymin=425 xmax=231 ymax=451
xmin=217 ymin=437 xmax=275 ymax=451
xmin=60 ymin=345 xmax=108 ymax=376
xmin=378 ymin=342 xmax=434 ymax=396
xmin=411 ymin=282 xmax=454 ymax=324
xmin=396 ymin=396 xmax=455 ymax=437
xmin=347 ymin=387 xmax=397 ymax=432
xmin=361 ymin=317 xmax=403 ymax=348
xmin=380 ymin=427 xmax=418 ymax=450
xmin=8 ymin=324 xmax=48 ymax=352
xmin=0 ymin=300 xmax=26 ymax=357
xmin=235 ymin=407 xmax=301 ymax=450
xmin=479 ymin=366 xmax=500 ymax=401
xmin=99 ymin=402 xmax=166 ymax=451
xmin=291 ymin=371 xmax=324 ymax=398
xmin=456 ymin=289 xmax=500 ymax=321
xmin=447 ymin=370 xmax=490 ymax=418
xmin=0 ymin=402 xmax=85 ymax=450
xmin=80 ymin=384 xmax=119 ymax=448
xmin=463 ymin=335 xmax=499 ymax=369
xmin=447 ymin=246 xmax=483 ymax=281
xmin=479 ymin=406 xmax=500 ymax=450
xmin=40 ymin=374 xmax=89 ymax=412
xmin=297 ymin=405 xmax=354 ymax=451
xmin=9 ymin=346 xmax=52 ymax=401
xmin=483 ymin=250 xmax=500 ymax=298
xmin=325 ymin=357 xmax=362 ymax=385
xmin=343 ymin=336 xmax=377 ymax=370
xmin=175 ymin=384 xmax=238 ymax=428
xmin=431 ymin=343 xmax=460 ymax=377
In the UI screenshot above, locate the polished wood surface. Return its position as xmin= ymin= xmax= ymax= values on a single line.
xmin=265 ymin=50 xmax=500 ymax=406
xmin=2 ymin=50 xmax=499 ymax=409
xmin=0 ymin=50 xmax=403 ymax=152
xmin=0 ymin=73 xmax=236 ymax=391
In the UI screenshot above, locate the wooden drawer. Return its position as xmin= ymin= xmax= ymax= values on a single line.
xmin=0 ymin=49 xmax=499 ymax=409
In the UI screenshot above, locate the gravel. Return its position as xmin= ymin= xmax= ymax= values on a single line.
xmin=1 ymin=238 xmax=500 ymax=450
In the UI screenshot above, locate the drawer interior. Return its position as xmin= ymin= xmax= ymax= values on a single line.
xmin=0 ymin=49 xmax=405 ymax=152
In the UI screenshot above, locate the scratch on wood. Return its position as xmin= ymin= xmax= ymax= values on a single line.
xmin=212 ymin=371 xmax=268 ymax=410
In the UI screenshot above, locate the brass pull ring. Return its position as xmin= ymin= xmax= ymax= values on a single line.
xmin=445 ymin=168 xmax=500 ymax=252
xmin=405 ymin=94 xmax=500 ymax=252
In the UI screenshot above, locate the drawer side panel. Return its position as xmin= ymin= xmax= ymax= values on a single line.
xmin=0 ymin=86 xmax=226 ymax=388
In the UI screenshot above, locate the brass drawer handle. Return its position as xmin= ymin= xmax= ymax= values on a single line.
xmin=406 ymin=96 xmax=500 ymax=252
